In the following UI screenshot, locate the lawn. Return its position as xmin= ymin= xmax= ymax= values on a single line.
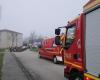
xmin=0 ymin=49 xmax=5 ymax=52
xmin=0 ymin=53 xmax=4 ymax=80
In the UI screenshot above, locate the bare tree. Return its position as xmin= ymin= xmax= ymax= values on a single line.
xmin=23 ymin=31 xmax=44 ymax=48
xmin=36 ymin=35 xmax=43 ymax=42
xmin=29 ymin=31 xmax=37 ymax=44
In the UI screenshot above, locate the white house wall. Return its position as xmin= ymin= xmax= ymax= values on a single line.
xmin=0 ymin=31 xmax=23 ymax=48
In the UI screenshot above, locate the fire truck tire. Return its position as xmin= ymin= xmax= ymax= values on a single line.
xmin=53 ymin=56 xmax=58 ymax=64
xmin=69 ymin=71 xmax=83 ymax=80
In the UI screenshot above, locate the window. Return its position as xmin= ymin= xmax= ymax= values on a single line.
xmin=65 ymin=26 xmax=76 ymax=49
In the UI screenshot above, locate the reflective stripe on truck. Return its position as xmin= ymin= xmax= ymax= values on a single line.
xmin=84 ymin=73 xmax=100 ymax=80
xmin=64 ymin=61 xmax=82 ymax=69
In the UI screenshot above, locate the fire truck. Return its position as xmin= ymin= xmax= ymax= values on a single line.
xmin=38 ymin=37 xmax=63 ymax=64
xmin=55 ymin=0 xmax=100 ymax=79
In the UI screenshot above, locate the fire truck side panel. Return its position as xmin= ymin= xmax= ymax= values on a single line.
xmin=85 ymin=6 xmax=100 ymax=77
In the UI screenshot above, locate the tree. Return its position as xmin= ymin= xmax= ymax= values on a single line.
xmin=29 ymin=31 xmax=37 ymax=44
xmin=23 ymin=31 xmax=44 ymax=48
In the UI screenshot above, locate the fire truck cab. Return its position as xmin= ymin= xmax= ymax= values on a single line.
xmin=55 ymin=14 xmax=84 ymax=79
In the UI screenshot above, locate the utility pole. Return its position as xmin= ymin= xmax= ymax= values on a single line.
xmin=0 ymin=5 xmax=2 ymax=20
xmin=16 ymin=33 xmax=17 ymax=47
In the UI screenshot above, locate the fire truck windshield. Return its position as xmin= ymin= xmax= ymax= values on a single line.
xmin=65 ymin=26 xmax=76 ymax=49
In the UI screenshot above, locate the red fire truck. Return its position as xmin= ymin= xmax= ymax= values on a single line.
xmin=38 ymin=37 xmax=63 ymax=63
xmin=55 ymin=0 xmax=100 ymax=79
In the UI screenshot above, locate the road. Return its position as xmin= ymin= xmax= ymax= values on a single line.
xmin=14 ymin=50 xmax=64 ymax=80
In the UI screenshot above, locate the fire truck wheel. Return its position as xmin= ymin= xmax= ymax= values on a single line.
xmin=70 ymin=71 xmax=83 ymax=80
xmin=53 ymin=56 xmax=58 ymax=64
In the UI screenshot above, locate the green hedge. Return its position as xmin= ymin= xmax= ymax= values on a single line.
xmin=30 ymin=47 xmax=38 ymax=52
xmin=0 ymin=49 xmax=5 ymax=52
xmin=0 ymin=53 xmax=4 ymax=80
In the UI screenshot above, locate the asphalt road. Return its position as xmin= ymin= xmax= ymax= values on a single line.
xmin=14 ymin=50 xmax=64 ymax=80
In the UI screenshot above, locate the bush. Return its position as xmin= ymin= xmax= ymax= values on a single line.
xmin=30 ymin=47 xmax=38 ymax=52
xmin=0 ymin=53 xmax=4 ymax=80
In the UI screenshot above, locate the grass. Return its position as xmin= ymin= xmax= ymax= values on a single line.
xmin=0 ymin=49 xmax=5 ymax=52
xmin=0 ymin=53 xmax=4 ymax=80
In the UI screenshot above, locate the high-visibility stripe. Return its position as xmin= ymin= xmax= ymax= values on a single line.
xmin=61 ymin=35 xmax=65 ymax=40
xmin=84 ymin=73 xmax=100 ymax=80
xmin=64 ymin=61 xmax=82 ymax=69
xmin=60 ymin=48 xmax=63 ymax=54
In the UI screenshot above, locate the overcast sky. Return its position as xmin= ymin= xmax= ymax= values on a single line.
xmin=0 ymin=0 xmax=89 ymax=38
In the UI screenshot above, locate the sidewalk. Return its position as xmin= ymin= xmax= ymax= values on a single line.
xmin=2 ymin=52 xmax=28 ymax=80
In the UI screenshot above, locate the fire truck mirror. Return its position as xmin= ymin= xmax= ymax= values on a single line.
xmin=73 ymin=54 xmax=80 ymax=60
xmin=55 ymin=28 xmax=61 ymax=35
xmin=55 ymin=36 xmax=61 ymax=45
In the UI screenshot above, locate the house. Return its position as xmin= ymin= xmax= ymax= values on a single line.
xmin=0 ymin=29 xmax=23 ymax=48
